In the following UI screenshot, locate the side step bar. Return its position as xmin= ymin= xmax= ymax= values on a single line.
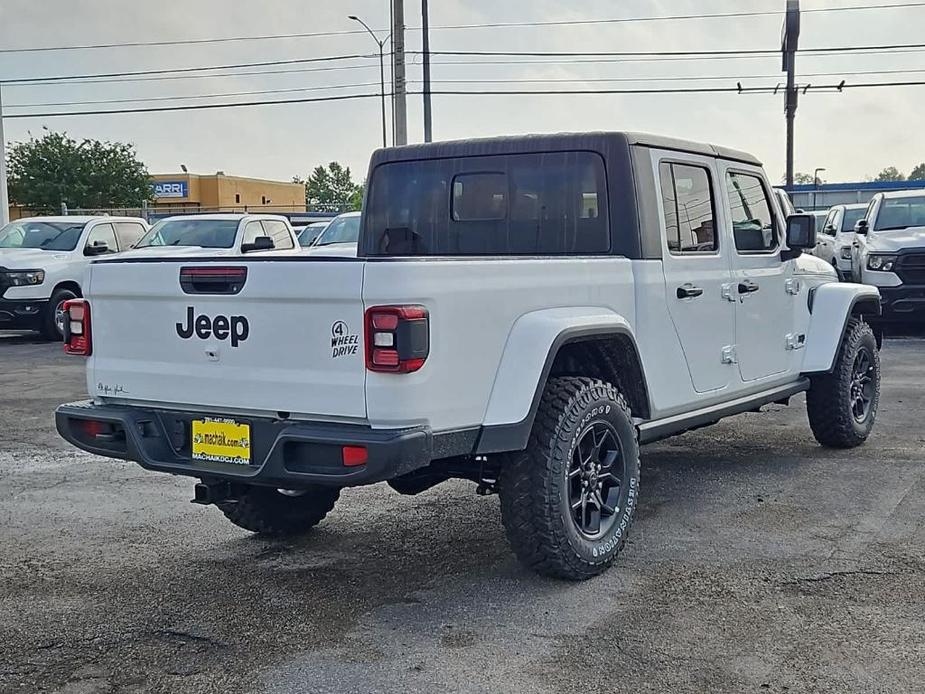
xmin=637 ymin=378 xmax=810 ymax=444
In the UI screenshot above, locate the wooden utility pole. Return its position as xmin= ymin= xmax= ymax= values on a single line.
xmin=392 ymin=0 xmax=408 ymax=145
xmin=422 ymin=0 xmax=433 ymax=143
xmin=782 ymin=0 xmax=801 ymax=188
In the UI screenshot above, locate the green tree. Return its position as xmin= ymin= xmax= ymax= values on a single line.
xmin=302 ymin=162 xmax=362 ymax=211
xmin=874 ymin=166 xmax=906 ymax=182
xmin=792 ymin=172 xmax=816 ymax=184
xmin=909 ymin=163 xmax=925 ymax=180
xmin=6 ymin=129 xmax=152 ymax=211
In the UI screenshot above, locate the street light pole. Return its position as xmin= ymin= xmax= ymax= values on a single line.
xmin=0 ymin=84 xmax=9 ymax=227
xmin=813 ymin=167 xmax=826 ymax=210
xmin=348 ymin=15 xmax=389 ymax=148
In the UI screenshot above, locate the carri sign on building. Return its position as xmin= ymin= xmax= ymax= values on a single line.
xmin=153 ymin=181 xmax=189 ymax=198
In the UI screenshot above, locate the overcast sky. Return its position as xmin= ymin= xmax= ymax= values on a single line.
xmin=0 ymin=0 xmax=922 ymax=185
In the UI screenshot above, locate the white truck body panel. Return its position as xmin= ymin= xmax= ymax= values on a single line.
xmin=87 ymin=260 xmax=367 ymax=420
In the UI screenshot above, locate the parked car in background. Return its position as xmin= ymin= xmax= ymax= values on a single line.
xmin=850 ymin=189 xmax=925 ymax=324
xmin=125 ymin=214 xmax=300 ymax=257
xmin=807 ymin=210 xmax=831 ymax=262
xmin=297 ymin=221 xmax=330 ymax=248
xmin=0 ymin=215 xmax=148 ymax=339
xmin=815 ymin=203 xmax=868 ymax=279
xmin=304 ymin=211 xmax=360 ymax=257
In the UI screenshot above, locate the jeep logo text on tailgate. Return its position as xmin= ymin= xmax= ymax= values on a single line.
xmin=176 ymin=307 xmax=249 ymax=347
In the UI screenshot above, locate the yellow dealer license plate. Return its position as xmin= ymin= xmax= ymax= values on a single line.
xmin=191 ymin=418 xmax=251 ymax=465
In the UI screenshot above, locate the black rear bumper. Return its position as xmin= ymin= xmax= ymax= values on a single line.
xmin=55 ymin=401 xmax=432 ymax=488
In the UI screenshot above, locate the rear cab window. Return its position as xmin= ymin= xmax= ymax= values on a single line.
xmin=363 ymin=151 xmax=609 ymax=256
xmin=658 ymin=162 xmax=718 ymax=254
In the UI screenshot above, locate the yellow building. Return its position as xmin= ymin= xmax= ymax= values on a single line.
xmin=151 ymin=172 xmax=305 ymax=214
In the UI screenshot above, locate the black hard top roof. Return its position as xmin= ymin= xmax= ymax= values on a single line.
xmin=368 ymin=131 xmax=762 ymax=167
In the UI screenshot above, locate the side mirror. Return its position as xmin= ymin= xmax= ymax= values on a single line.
xmin=84 ymin=242 xmax=111 ymax=256
xmin=854 ymin=219 xmax=870 ymax=235
xmin=824 ymin=224 xmax=837 ymax=235
xmin=782 ymin=213 xmax=816 ymax=260
xmin=241 ymin=235 xmax=275 ymax=253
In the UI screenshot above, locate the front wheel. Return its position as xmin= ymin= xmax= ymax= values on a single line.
xmin=499 ymin=377 xmax=640 ymax=581
xmin=41 ymin=287 xmax=78 ymax=341
xmin=806 ymin=319 xmax=880 ymax=448
xmin=217 ymin=485 xmax=340 ymax=536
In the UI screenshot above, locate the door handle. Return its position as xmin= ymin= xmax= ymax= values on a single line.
xmin=676 ymin=284 xmax=704 ymax=299
xmin=738 ymin=280 xmax=759 ymax=294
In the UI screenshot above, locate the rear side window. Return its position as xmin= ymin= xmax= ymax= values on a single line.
xmin=725 ymin=171 xmax=778 ymax=253
xmin=262 ymin=220 xmax=294 ymax=249
xmin=658 ymin=162 xmax=717 ymax=253
xmin=364 ymin=151 xmax=609 ymax=256
xmin=114 ymin=222 xmax=146 ymax=249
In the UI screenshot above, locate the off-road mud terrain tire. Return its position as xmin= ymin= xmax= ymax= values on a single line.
xmin=806 ymin=319 xmax=880 ymax=448
xmin=499 ymin=376 xmax=640 ymax=581
xmin=218 ymin=485 xmax=340 ymax=536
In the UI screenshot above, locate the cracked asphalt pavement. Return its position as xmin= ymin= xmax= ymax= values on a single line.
xmin=0 ymin=331 xmax=923 ymax=693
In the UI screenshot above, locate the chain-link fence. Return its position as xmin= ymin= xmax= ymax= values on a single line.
xmin=56 ymin=202 xmax=354 ymax=223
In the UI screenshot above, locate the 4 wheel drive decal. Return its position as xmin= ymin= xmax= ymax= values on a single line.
xmin=331 ymin=320 xmax=359 ymax=358
xmin=176 ymin=306 xmax=249 ymax=347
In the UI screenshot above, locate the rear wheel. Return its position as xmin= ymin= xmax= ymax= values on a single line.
xmin=217 ymin=485 xmax=340 ymax=536
xmin=806 ymin=319 xmax=880 ymax=448
xmin=499 ymin=377 xmax=640 ymax=581
xmin=41 ymin=287 xmax=77 ymax=341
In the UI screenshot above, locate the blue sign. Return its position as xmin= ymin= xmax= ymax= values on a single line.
xmin=153 ymin=181 xmax=189 ymax=198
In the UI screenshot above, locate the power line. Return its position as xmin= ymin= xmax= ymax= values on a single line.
xmin=408 ymin=68 xmax=925 ymax=84
xmin=421 ymin=47 xmax=925 ymax=67
xmin=412 ymin=1 xmax=925 ymax=30
xmin=6 ymin=80 xmax=925 ymax=120
xmin=4 ymin=82 xmax=382 ymax=109
xmin=0 ymin=53 xmax=380 ymax=85
xmin=6 ymin=40 xmax=924 ymax=87
xmin=0 ymin=29 xmax=370 ymax=54
xmin=417 ymin=42 xmax=925 ymax=59
xmin=10 ymin=68 xmax=925 ymax=109
xmin=3 ymin=92 xmax=383 ymax=119
xmin=1 ymin=1 xmax=922 ymax=53
xmin=5 ymin=62 xmax=382 ymax=88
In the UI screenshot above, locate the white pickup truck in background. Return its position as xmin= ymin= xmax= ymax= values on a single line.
xmin=56 ymin=132 xmax=882 ymax=580
xmin=849 ymin=189 xmax=925 ymax=323
xmin=0 ymin=215 xmax=149 ymax=339
xmin=124 ymin=214 xmax=300 ymax=257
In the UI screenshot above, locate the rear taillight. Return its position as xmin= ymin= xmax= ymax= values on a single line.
xmin=364 ymin=305 xmax=429 ymax=373
xmin=62 ymin=299 xmax=92 ymax=356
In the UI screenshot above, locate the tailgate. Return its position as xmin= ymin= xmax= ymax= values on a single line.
xmin=87 ymin=259 xmax=367 ymax=420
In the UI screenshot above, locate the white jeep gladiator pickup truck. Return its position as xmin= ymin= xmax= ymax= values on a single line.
xmin=0 ymin=215 xmax=149 ymax=338
xmin=849 ymin=189 xmax=925 ymax=324
xmin=56 ymin=132 xmax=882 ymax=580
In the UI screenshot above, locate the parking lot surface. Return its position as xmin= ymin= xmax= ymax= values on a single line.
xmin=0 ymin=332 xmax=923 ymax=694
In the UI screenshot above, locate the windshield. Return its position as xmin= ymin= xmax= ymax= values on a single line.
xmin=875 ymin=196 xmax=925 ymax=231
xmin=298 ymin=222 xmax=329 ymax=247
xmin=136 ymin=219 xmax=239 ymax=248
xmin=842 ymin=208 xmax=866 ymax=232
xmin=0 ymin=220 xmax=85 ymax=251
xmin=314 ymin=215 xmax=360 ymax=246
